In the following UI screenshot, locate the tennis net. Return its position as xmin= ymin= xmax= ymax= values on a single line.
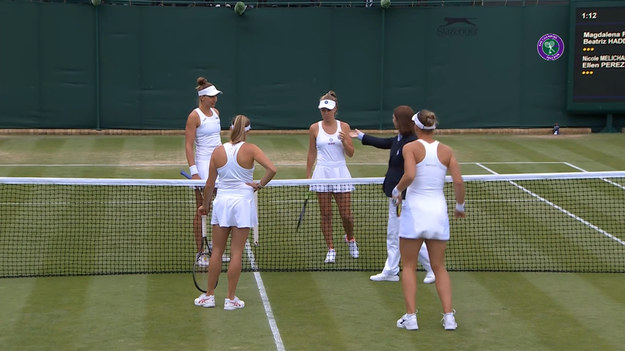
xmin=1 ymin=171 xmax=624 ymax=277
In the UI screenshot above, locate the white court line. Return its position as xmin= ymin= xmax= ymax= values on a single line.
xmin=475 ymin=163 xmax=625 ymax=246
xmin=245 ymin=241 xmax=285 ymax=351
xmin=474 ymin=161 xmax=568 ymax=164
xmin=562 ymin=162 xmax=588 ymax=172
xmin=563 ymin=162 xmax=625 ymax=191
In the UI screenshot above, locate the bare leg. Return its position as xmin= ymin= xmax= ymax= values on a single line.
xmin=317 ymin=192 xmax=334 ymax=249
xmin=333 ymin=192 xmax=354 ymax=240
xmin=226 ymin=227 xmax=250 ymax=299
xmin=400 ymin=237 xmax=424 ymax=314
xmin=425 ymin=239 xmax=453 ymax=313
xmin=419 ymin=243 xmax=433 ymax=274
xmin=206 ymin=225 xmax=229 ymax=296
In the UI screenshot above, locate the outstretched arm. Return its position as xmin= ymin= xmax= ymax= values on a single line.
xmin=361 ymin=134 xmax=394 ymax=149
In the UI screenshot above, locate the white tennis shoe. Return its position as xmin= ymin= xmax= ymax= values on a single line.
xmin=194 ymin=293 xmax=215 ymax=308
xmin=224 ymin=296 xmax=245 ymax=310
xmin=196 ymin=254 xmax=209 ymax=267
xmin=324 ymin=249 xmax=336 ymax=263
xmin=344 ymin=235 xmax=359 ymax=258
xmin=397 ymin=313 xmax=418 ymax=330
xmin=442 ymin=310 xmax=458 ymax=330
xmin=423 ymin=272 xmax=436 ymax=284
xmin=370 ymin=273 xmax=399 ymax=282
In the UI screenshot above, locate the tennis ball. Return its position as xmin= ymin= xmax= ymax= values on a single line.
xmin=91 ymin=0 xmax=101 ymax=6
xmin=234 ymin=1 xmax=246 ymax=15
xmin=380 ymin=0 xmax=390 ymax=8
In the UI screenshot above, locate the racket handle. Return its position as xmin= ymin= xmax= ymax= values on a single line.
xmin=391 ymin=198 xmax=398 ymax=207
xmin=392 ymin=199 xmax=401 ymax=217
xmin=201 ymin=215 xmax=207 ymax=238
xmin=253 ymin=191 xmax=259 ymax=245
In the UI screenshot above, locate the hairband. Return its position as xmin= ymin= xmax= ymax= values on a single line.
xmin=412 ymin=112 xmax=436 ymax=130
xmin=230 ymin=124 xmax=251 ymax=132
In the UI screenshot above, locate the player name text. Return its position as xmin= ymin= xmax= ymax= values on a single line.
xmin=581 ymin=55 xmax=625 ymax=68
xmin=583 ymin=32 xmax=625 ymax=45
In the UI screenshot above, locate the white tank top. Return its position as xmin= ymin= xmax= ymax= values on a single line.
xmin=406 ymin=140 xmax=447 ymax=198
xmin=216 ymin=142 xmax=255 ymax=191
xmin=315 ymin=120 xmax=346 ymax=166
xmin=194 ymin=107 xmax=222 ymax=161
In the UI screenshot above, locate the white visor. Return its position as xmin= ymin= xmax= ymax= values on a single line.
xmin=198 ymin=86 xmax=222 ymax=97
xmin=412 ymin=112 xmax=436 ymax=130
xmin=318 ymin=99 xmax=336 ymax=110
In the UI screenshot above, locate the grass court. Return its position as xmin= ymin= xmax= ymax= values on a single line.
xmin=1 ymin=132 xmax=624 ymax=350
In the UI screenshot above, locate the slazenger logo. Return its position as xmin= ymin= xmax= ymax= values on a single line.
xmin=437 ymin=17 xmax=478 ymax=36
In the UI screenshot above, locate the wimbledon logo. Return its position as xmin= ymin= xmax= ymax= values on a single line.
xmin=537 ymin=33 xmax=564 ymax=61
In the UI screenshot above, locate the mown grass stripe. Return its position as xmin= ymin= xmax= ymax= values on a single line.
xmin=469 ymin=272 xmax=616 ymax=351
xmin=0 ymin=278 xmax=37 ymax=348
xmin=7 ymin=276 xmax=91 ymax=350
xmin=525 ymin=272 xmax=625 ymax=350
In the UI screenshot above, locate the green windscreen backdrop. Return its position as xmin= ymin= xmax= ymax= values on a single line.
xmin=1 ymin=1 xmax=623 ymax=130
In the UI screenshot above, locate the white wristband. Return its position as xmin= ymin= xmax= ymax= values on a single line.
xmin=189 ymin=165 xmax=199 ymax=176
xmin=455 ymin=203 xmax=465 ymax=212
xmin=392 ymin=187 xmax=400 ymax=198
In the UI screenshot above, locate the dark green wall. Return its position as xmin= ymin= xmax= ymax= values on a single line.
xmin=1 ymin=1 xmax=622 ymax=130
xmin=0 ymin=2 xmax=95 ymax=127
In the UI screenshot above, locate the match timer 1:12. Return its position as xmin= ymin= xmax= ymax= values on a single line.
xmin=580 ymin=11 xmax=597 ymax=20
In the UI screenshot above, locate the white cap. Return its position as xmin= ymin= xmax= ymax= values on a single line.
xmin=318 ymin=99 xmax=336 ymax=110
xmin=198 ymin=85 xmax=222 ymax=97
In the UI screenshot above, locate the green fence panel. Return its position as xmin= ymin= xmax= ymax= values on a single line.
xmin=98 ymin=6 xmax=237 ymax=129
xmin=0 ymin=2 xmax=95 ymax=128
xmin=0 ymin=1 xmax=622 ymax=130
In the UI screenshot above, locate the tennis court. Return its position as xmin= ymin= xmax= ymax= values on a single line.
xmin=1 ymin=133 xmax=624 ymax=350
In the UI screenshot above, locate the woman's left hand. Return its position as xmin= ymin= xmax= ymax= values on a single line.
xmin=247 ymin=182 xmax=263 ymax=192
xmin=339 ymin=130 xmax=347 ymax=142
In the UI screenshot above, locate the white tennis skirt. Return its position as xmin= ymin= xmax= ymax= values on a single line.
xmin=398 ymin=196 xmax=450 ymax=241
xmin=211 ymin=189 xmax=257 ymax=228
xmin=196 ymin=159 xmax=210 ymax=181
xmin=309 ymin=164 xmax=354 ymax=193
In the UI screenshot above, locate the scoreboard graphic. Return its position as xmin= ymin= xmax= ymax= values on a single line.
xmin=567 ymin=1 xmax=625 ymax=112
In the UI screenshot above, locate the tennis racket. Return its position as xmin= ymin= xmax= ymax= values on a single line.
xmin=192 ymin=215 xmax=217 ymax=292
xmin=180 ymin=169 xmax=193 ymax=180
xmin=392 ymin=198 xmax=401 ymax=217
xmin=253 ymin=190 xmax=260 ymax=245
xmin=296 ymin=191 xmax=312 ymax=231
xmin=181 ymin=170 xmax=218 ymax=292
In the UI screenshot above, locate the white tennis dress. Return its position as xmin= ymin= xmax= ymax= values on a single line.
xmin=310 ymin=120 xmax=354 ymax=193
xmin=399 ymin=140 xmax=450 ymax=241
xmin=194 ymin=107 xmax=222 ymax=180
xmin=210 ymin=142 xmax=257 ymax=228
